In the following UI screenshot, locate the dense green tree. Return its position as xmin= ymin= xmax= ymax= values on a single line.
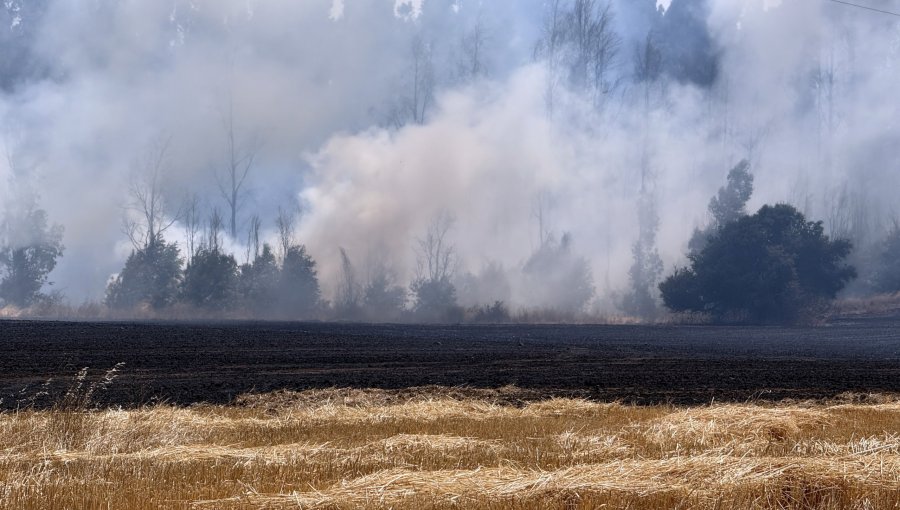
xmin=621 ymin=194 xmax=663 ymax=319
xmin=238 ymin=243 xmax=279 ymax=315
xmin=0 ymin=201 xmax=64 ymax=307
xmin=410 ymin=276 xmax=457 ymax=322
xmin=660 ymin=204 xmax=856 ymax=323
xmin=363 ymin=264 xmax=407 ymax=321
xmin=181 ymin=248 xmax=239 ymax=309
xmin=689 ymin=159 xmax=753 ymax=254
xmin=276 ymin=245 xmax=320 ymax=318
xmin=106 ymin=236 xmax=182 ymax=309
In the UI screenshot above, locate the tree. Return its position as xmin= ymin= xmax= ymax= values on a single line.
xmin=535 ymin=0 xmax=622 ymax=113
xmin=567 ymin=0 xmax=621 ymax=105
xmin=689 ymin=159 xmax=753 ymax=254
xmin=277 ymin=244 xmax=320 ymax=318
xmin=123 ymin=138 xmax=180 ymax=250
xmin=396 ymin=33 xmax=436 ymax=126
xmin=534 ymin=0 xmax=566 ymax=116
xmin=238 ymin=243 xmax=279 ymax=316
xmin=709 ymin=160 xmax=753 ymax=228
xmin=363 ymin=259 xmax=407 ymax=321
xmin=411 ymin=211 xmax=459 ymax=321
xmin=0 ymin=198 xmax=64 ymax=307
xmin=275 ymin=206 xmax=296 ymax=261
xmin=522 ymin=232 xmax=594 ymax=313
xmin=660 ymin=204 xmax=856 ymax=323
xmin=181 ymin=210 xmax=237 ymax=309
xmin=621 ymin=192 xmax=663 ymax=319
xmin=634 ymin=31 xmax=663 ymax=110
xmin=216 ymin=99 xmax=260 ymax=239
xmin=457 ymin=12 xmax=490 ymax=82
xmin=106 ymin=235 xmax=182 ymax=310
xmin=181 ymin=247 xmax=239 ymax=310
xmin=182 ymin=192 xmax=202 ymax=263
xmin=334 ymin=247 xmax=362 ymax=319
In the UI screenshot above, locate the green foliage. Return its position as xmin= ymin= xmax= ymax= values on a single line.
xmin=0 ymin=203 xmax=64 ymax=307
xmin=363 ymin=269 xmax=407 ymax=321
xmin=709 ymin=160 xmax=753 ymax=227
xmin=411 ymin=276 xmax=457 ymax=322
xmin=238 ymin=244 xmax=280 ymax=316
xmin=276 ymin=245 xmax=320 ymax=318
xmin=181 ymin=248 xmax=238 ymax=309
xmin=689 ymin=159 xmax=753 ymax=254
xmin=622 ymin=194 xmax=662 ymax=319
xmin=106 ymin=236 xmax=182 ymax=310
xmin=660 ymin=204 xmax=856 ymax=323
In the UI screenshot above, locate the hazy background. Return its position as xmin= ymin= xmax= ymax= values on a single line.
xmin=0 ymin=0 xmax=897 ymax=311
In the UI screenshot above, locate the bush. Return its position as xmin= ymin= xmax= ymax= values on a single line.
xmin=659 ymin=204 xmax=856 ymax=324
xmin=468 ymin=300 xmax=510 ymax=323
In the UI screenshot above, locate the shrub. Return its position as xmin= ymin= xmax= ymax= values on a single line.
xmin=660 ymin=204 xmax=856 ymax=323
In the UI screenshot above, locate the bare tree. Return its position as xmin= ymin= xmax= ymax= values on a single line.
xmin=206 ymin=208 xmax=224 ymax=253
xmin=275 ymin=206 xmax=296 ymax=261
xmin=534 ymin=0 xmax=566 ymax=116
xmin=569 ymin=0 xmax=620 ymax=100
xmin=415 ymin=210 xmax=456 ymax=283
xmin=535 ymin=0 xmax=621 ymax=114
xmin=182 ymin=192 xmax=202 ymax=263
xmin=335 ymin=247 xmax=361 ymax=314
xmin=634 ymin=31 xmax=663 ymax=114
xmin=408 ymin=34 xmax=435 ymax=125
xmin=245 ymin=213 xmax=261 ymax=264
xmin=123 ymin=137 xmax=180 ymax=249
xmin=411 ymin=211 xmax=458 ymax=320
xmin=458 ymin=12 xmax=490 ymax=82
xmin=216 ymin=100 xmax=260 ymax=239
xmin=531 ymin=190 xmax=553 ymax=248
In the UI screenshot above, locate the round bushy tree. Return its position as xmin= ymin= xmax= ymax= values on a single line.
xmin=106 ymin=236 xmax=182 ymax=310
xmin=276 ymin=245 xmax=320 ymax=318
xmin=181 ymin=248 xmax=238 ymax=310
xmin=660 ymin=204 xmax=856 ymax=323
xmin=0 ymin=205 xmax=64 ymax=308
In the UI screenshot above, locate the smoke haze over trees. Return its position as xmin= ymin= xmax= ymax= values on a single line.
xmin=1 ymin=0 xmax=899 ymax=320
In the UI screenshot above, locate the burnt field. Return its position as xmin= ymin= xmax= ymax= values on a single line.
xmin=1 ymin=318 xmax=899 ymax=408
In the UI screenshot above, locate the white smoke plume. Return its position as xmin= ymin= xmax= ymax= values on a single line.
xmin=1 ymin=0 xmax=898 ymax=309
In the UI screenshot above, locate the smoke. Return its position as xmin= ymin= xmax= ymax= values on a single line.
xmin=1 ymin=0 xmax=899 ymax=309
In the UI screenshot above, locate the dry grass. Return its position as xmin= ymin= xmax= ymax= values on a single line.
xmin=0 ymin=388 xmax=898 ymax=509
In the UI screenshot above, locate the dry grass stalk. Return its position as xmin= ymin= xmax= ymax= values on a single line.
xmin=0 ymin=387 xmax=897 ymax=509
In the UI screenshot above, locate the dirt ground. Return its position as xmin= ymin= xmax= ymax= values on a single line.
xmin=0 ymin=318 xmax=898 ymax=408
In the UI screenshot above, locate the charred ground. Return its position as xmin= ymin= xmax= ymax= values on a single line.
xmin=1 ymin=318 xmax=898 ymax=409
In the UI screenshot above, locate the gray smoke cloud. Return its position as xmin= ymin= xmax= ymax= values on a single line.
xmin=1 ymin=0 xmax=898 ymax=309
